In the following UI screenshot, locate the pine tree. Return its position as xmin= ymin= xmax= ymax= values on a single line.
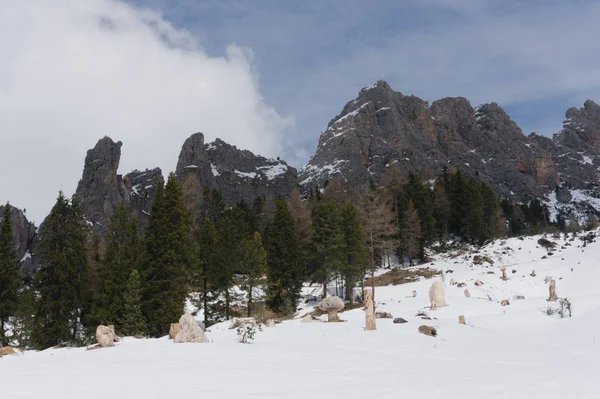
xmin=433 ymin=183 xmax=451 ymax=243
xmin=401 ymin=200 xmax=423 ymax=265
xmin=403 ymin=173 xmax=435 ymax=246
xmin=142 ymin=174 xmax=193 ymax=337
xmin=121 ymin=269 xmax=146 ymax=336
xmin=238 ymin=232 xmax=267 ymax=317
xmin=194 ymin=218 xmax=219 ymax=326
xmin=264 ymin=198 xmax=303 ymax=315
xmin=287 ymin=188 xmax=313 ymax=280
xmin=465 ymin=178 xmax=485 ymax=243
xmin=480 ymin=181 xmax=504 ymax=239
xmin=340 ymin=203 xmax=368 ymax=302
xmin=311 ymin=202 xmax=346 ymax=298
xmin=0 ymin=204 xmax=22 ymax=346
xmin=93 ymin=202 xmax=142 ymax=332
xmin=213 ymin=210 xmax=240 ymax=320
xmin=31 ymin=192 xmax=90 ymax=348
xmin=447 ymin=169 xmax=470 ymax=238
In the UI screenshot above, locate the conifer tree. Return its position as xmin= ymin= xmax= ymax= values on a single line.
xmin=213 ymin=210 xmax=240 ymax=320
xmin=361 ymin=187 xmax=396 ymax=306
xmin=480 ymin=181 xmax=504 ymax=239
xmin=403 ymin=173 xmax=435 ymax=245
xmin=340 ymin=203 xmax=368 ymax=302
xmin=287 ymin=189 xmax=313 ymax=280
xmin=401 ymin=200 xmax=423 ymax=265
xmin=31 ymin=192 xmax=90 ymax=348
xmin=433 ymin=183 xmax=451 ymax=243
xmin=194 ymin=218 xmax=219 ymax=326
xmin=447 ymin=169 xmax=470 ymax=237
xmin=121 ymin=269 xmax=146 ymax=336
xmin=238 ymin=232 xmax=267 ymax=317
xmin=0 ymin=204 xmax=22 ymax=346
xmin=311 ymin=202 xmax=345 ymax=298
xmin=142 ymin=174 xmax=193 ymax=337
xmin=264 ymin=198 xmax=303 ymax=315
xmin=465 ymin=178 xmax=485 ymax=243
xmin=93 ymin=202 xmax=142 ymax=331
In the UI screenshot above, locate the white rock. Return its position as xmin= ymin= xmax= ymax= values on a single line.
xmin=96 ymin=325 xmax=116 ymax=348
xmin=318 ymin=296 xmax=345 ymax=322
xmin=174 ymin=313 xmax=208 ymax=343
xmin=429 ymin=281 xmax=447 ymax=310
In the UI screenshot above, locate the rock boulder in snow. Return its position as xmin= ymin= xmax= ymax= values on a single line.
xmin=429 ymin=281 xmax=447 ymax=310
xmin=319 ymin=296 xmax=345 ymax=322
xmin=174 ymin=313 xmax=208 ymax=343
xmin=96 ymin=325 xmax=116 ymax=347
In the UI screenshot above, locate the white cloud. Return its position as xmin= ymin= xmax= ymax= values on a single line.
xmin=0 ymin=0 xmax=292 ymax=224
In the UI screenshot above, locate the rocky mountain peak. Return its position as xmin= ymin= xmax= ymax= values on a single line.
xmin=0 ymin=204 xmax=38 ymax=280
xmin=177 ymin=132 xmax=206 ymax=171
xmin=176 ymin=133 xmax=298 ymax=214
xmin=300 ymin=81 xmax=561 ymax=200
xmin=74 ymin=136 xmax=161 ymax=238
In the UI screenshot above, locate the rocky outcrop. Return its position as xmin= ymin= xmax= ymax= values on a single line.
xmin=0 ymin=204 xmax=38 ymax=280
xmin=175 ymin=133 xmax=297 ymax=222
xmin=73 ymin=137 xmax=161 ymax=238
xmin=299 ymin=81 xmax=600 ymax=206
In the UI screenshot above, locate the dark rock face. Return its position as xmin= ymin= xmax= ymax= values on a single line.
xmin=0 ymin=204 xmax=37 ymax=279
xmin=175 ymin=132 xmax=298 ymax=214
xmin=73 ymin=137 xmax=161 ymax=237
xmin=300 ymin=81 xmax=600 ymax=203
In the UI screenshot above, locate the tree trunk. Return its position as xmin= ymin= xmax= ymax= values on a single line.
xmin=365 ymin=289 xmax=376 ymax=331
xmin=203 ymin=270 xmax=208 ymax=326
xmin=370 ymin=230 xmax=375 ymax=312
xmin=548 ymin=280 xmax=558 ymax=302
xmin=322 ymin=281 xmax=327 ymax=299
xmin=247 ymin=281 xmax=253 ymax=317
xmin=225 ymin=289 xmax=230 ymax=320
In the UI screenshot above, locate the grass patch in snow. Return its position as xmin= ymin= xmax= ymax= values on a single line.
xmin=365 ymin=267 xmax=440 ymax=287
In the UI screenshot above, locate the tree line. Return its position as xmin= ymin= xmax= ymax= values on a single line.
xmin=0 ymin=167 xmax=560 ymax=349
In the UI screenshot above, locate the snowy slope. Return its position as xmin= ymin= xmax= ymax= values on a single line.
xmin=2 ymin=232 xmax=600 ymax=398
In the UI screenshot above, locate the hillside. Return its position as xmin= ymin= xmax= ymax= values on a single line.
xmin=2 ymin=230 xmax=598 ymax=398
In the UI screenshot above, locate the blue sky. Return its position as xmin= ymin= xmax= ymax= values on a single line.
xmin=127 ymin=0 xmax=600 ymax=165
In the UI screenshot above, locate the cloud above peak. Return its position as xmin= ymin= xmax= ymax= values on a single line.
xmin=0 ymin=0 xmax=291 ymax=223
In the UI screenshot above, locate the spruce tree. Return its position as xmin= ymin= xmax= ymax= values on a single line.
xmin=121 ymin=269 xmax=146 ymax=336
xmin=31 ymin=192 xmax=90 ymax=348
xmin=142 ymin=174 xmax=193 ymax=337
xmin=401 ymin=200 xmax=423 ymax=265
xmin=93 ymin=202 xmax=142 ymax=331
xmin=311 ymin=202 xmax=345 ymax=298
xmin=238 ymin=232 xmax=267 ymax=317
xmin=480 ymin=181 xmax=504 ymax=239
xmin=265 ymin=198 xmax=303 ymax=315
xmin=340 ymin=203 xmax=368 ymax=302
xmin=465 ymin=178 xmax=485 ymax=243
xmin=0 ymin=204 xmax=22 ymax=346
xmin=194 ymin=218 xmax=219 ymax=326
xmin=433 ymin=183 xmax=451 ymax=243
xmin=403 ymin=173 xmax=435 ymax=245
xmin=213 ymin=210 xmax=240 ymax=320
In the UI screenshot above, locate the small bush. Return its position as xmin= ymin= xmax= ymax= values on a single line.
xmin=237 ymin=324 xmax=262 ymax=344
xmin=546 ymin=297 xmax=572 ymax=318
